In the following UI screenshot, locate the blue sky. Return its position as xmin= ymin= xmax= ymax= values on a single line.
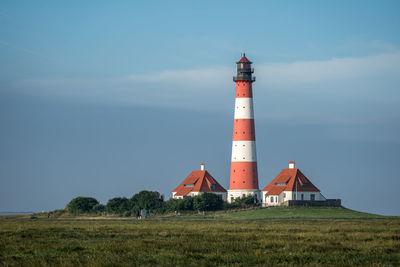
xmin=0 ymin=1 xmax=399 ymax=215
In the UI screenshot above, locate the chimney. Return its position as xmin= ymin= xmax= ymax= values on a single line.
xmin=200 ymin=163 xmax=205 ymax=171
xmin=289 ymin=161 xmax=295 ymax=169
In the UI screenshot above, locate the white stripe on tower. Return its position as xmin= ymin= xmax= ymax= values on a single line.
xmin=234 ymin=98 xmax=254 ymax=119
xmin=231 ymin=141 xmax=257 ymax=162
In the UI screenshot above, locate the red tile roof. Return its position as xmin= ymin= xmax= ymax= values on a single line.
xmin=173 ymin=170 xmax=227 ymax=196
xmin=262 ymin=167 xmax=320 ymax=195
xmin=267 ymin=186 xmax=286 ymax=196
xmin=238 ymin=53 xmax=252 ymax=63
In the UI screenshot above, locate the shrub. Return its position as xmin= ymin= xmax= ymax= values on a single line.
xmin=122 ymin=211 xmax=131 ymax=217
xmin=52 ymin=209 xmax=67 ymax=217
xmin=163 ymin=198 xmax=180 ymax=212
xmin=193 ymin=193 xmax=223 ymax=211
xmin=225 ymin=195 xmax=259 ymax=209
xmin=164 ymin=197 xmax=194 ymax=212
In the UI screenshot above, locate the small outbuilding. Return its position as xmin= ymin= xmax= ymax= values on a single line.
xmin=262 ymin=161 xmax=326 ymax=207
xmin=172 ymin=163 xmax=227 ymax=201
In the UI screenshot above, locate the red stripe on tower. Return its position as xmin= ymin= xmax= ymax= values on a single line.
xmin=228 ymin=53 xmax=260 ymax=203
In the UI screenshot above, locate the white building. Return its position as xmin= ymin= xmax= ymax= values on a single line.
xmin=172 ymin=163 xmax=227 ymax=201
xmin=262 ymin=161 xmax=326 ymax=207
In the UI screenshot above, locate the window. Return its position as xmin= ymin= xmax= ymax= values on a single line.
xmin=310 ymin=194 xmax=315 ymax=201
xmin=275 ymin=183 xmax=286 ymax=186
xmin=301 ymin=194 xmax=304 ymax=200
xmin=184 ymin=184 xmax=194 ymax=187
xmin=210 ymin=184 xmax=215 ymax=190
xmin=242 ymin=194 xmax=246 ymax=198
xmin=270 ymin=197 xmax=274 ymax=203
xmin=283 ymin=193 xmax=286 ymax=198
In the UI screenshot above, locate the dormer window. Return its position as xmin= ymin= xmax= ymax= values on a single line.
xmin=275 ymin=182 xmax=286 ymax=186
xmin=183 ymin=184 xmax=194 ymax=187
xmin=210 ymin=184 xmax=216 ymax=190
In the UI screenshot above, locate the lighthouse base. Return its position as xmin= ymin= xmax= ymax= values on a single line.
xmin=227 ymin=189 xmax=261 ymax=203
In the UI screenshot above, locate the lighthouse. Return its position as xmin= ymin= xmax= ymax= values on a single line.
xmin=227 ymin=53 xmax=260 ymax=203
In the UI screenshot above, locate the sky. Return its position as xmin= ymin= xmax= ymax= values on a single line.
xmin=0 ymin=1 xmax=399 ymax=215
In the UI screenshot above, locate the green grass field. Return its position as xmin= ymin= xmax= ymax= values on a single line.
xmin=0 ymin=207 xmax=399 ymax=266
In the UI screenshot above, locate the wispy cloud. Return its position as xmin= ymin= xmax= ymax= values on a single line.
xmin=258 ymin=53 xmax=400 ymax=89
xmin=7 ymin=52 xmax=400 ymax=142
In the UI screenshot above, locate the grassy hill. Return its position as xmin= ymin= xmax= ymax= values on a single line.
xmin=216 ymin=206 xmax=386 ymax=220
xmin=158 ymin=206 xmax=388 ymax=221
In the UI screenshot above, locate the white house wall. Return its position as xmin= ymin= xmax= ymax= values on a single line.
xmin=261 ymin=191 xmax=326 ymax=206
xmin=290 ymin=191 xmax=326 ymax=201
xmin=172 ymin=191 xmax=227 ymax=201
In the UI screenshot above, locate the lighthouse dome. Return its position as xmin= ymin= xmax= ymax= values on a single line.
xmin=234 ymin=53 xmax=255 ymax=82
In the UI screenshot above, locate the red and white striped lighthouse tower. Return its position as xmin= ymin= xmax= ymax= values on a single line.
xmin=227 ymin=53 xmax=260 ymax=203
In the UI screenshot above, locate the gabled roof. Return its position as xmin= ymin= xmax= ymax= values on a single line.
xmin=172 ymin=170 xmax=227 ymax=196
xmin=262 ymin=167 xmax=320 ymax=195
xmin=238 ymin=53 xmax=252 ymax=64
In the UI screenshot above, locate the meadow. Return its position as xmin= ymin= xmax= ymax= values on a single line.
xmin=0 ymin=207 xmax=399 ymax=266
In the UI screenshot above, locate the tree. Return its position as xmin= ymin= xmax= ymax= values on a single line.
xmin=67 ymin=197 xmax=99 ymax=214
xmin=130 ymin=191 xmax=164 ymax=213
xmin=193 ymin=193 xmax=223 ymax=211
xmin=181 ymin=197 xmax=194 ymax=210
xmin=163 ymin=198 xmax=180 ymax=213
xmin=92 ymin=203 xmax=105 ymax=213
xmin=163 ymin=197 xmax=194 ymax=212
xmin=106 ymin=197 xmax=130 ymax=214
